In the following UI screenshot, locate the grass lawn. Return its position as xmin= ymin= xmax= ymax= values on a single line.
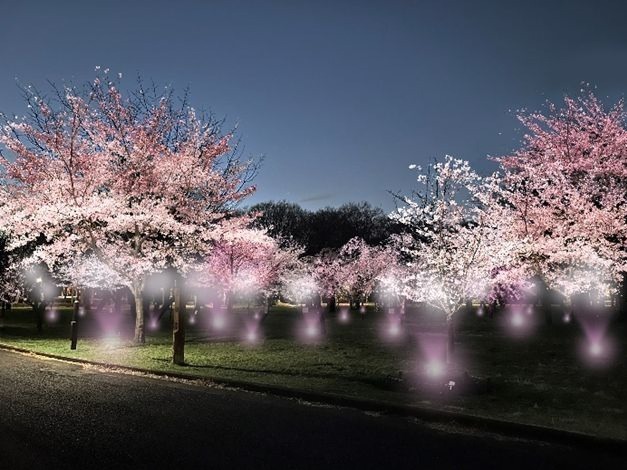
xmin=1 ymin=300 xmax=625 ymax=440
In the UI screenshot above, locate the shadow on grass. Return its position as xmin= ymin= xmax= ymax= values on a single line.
xmin=148 ymin=356 xmax=406 ymax=390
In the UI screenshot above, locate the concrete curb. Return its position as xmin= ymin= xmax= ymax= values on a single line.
xmin=1 ymin=342 xmax=625 ymax=455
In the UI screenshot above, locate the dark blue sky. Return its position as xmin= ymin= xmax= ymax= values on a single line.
xmin=2 ymin=0 xmax=627 ymax=211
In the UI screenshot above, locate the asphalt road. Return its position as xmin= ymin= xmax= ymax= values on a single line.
xmin=0 ymin=349 xmax=622 ymax=470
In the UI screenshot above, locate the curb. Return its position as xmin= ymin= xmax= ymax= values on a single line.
xmin=1 ymin=342 xmax=625 ymax=455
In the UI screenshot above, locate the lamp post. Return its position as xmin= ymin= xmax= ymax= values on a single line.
xmin=70 ymin=298 xmax=79 ymax=350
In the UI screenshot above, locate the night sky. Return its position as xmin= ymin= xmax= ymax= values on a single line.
xmin=2 ymin=0 xmax=627 ymax=211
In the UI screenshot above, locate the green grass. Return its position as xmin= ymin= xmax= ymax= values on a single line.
xmin=1 ymin=301 xmax=625 ymax=440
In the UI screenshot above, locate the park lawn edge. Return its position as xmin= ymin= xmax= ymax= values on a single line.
xmin=0 ymin=340 xmax=625 ymax=454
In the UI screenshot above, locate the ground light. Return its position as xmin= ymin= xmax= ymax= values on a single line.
xmin=338 ymin=307 xmax=349 ymax=323
xmin=589 ymin=341 xmax=602 ymax=357
xmin=424 ymin=359 xmax=444 ymax=378
xmin=476 ymin=305 xmax=484 ymax=317
xmin=573 ymin=307 xmax=615 ymax=368
xmin=388 ymin=321 xmax=400 ymax=336
xmin=500 ymin=304 xmax=536 ymax=338
xmin=246 ymin=329 xmax=258 ymax=343
xmin=306 ymin=323 xmax=319 ymax=338
xmin=511 ymin=312 xmax=524 ymax=327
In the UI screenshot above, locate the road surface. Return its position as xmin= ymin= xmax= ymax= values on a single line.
xmin=0 ymin=349 xmax=621 ymax=469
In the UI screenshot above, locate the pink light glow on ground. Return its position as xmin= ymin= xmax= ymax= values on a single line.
xmin=338 ymin=307 xmax=350 ymax=324
xmin=414 ymin=333 xmax=451 ymax=384
xmin=424 ymin=359 xmax=444 ymax=378
xmin=500 ymin=304 xmax=537 ymax=339
xmin=378 ymin=311 xmax=404 ymax=343
xmin=297 ymin=310 xmax=324 ymax=344
xmin=45 ymin=308 xmax=59 ymax=324
xmin=577 ymin=335 xmax=617 ymax=369
xmin=92 ymin=303 xmax=125 ymax=337
xmin=573 ymin=306 xmax=617 ymax=368
xmin=241 ymin=314 xmax=263 ymax=345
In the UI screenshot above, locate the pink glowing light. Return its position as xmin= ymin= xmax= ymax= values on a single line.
xmin=563 ymin=313 xmax=572 ymax=323
xmin=425 ymin=360 xmax=444 ymax=378
xmin=45 ymin=309 xmax=58 ymax=323
xmin=589 ymin=341 xmax=602 ymax=357
xmin=359 ymin=305 xmax=366 ymax=314
xmin=526 ymin=305 xmax=533 ymax=315
xmin=388 ymin=322 xmax=400 ymax=336
xmin=212 ymin=315 xmax=225 ymax=330
xmin=149 ymin=319 xmax=159 ymax=330
xmin=339 ymin=308 xmax=349 ymax=323
xmin=511 ymin=312 xmax=524 ymax=327
xmin=246 ymin=330 xmax=258 ymax=342
xmin=306 ymin=323 xmax=319 ymax=338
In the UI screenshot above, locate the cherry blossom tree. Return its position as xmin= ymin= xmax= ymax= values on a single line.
xmin=193 ymin=221 xmax=302 ymax=311
xmin=334 ymin=237 xmax=398 ymax=309
xmin=310 ymin=249 xmax=341 ymax=310
xmin=392 ymin=156 xmax=523 ymax=362
xmin=0 ymin=73 xmax=257 ymax=342
xmin=496 ymin=93 xmax=627 ymax=309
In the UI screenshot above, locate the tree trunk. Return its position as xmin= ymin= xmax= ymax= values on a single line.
xmin=544 ymin=306 xmax=553 ymax=325
xmin=35 ymin=302 xmax=43 ymax=333
xmin=172 ymin=284 xmax=185 ymax=365
xmin=620 ymin=272 xmax=627 ymax=321
xmin=132 ymin=283 xmax=145 ymax=344
xmin=83 ymin=288 xmax=92 ymax=316
xmin=327 ymin=295 xmax=336 ymax=313
xmin=446 ymin=315 xmax=455 ymax=365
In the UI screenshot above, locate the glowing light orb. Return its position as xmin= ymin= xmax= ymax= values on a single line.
xmin=189 ymin=315 xmax=196 ymax=325
xmin=511 ymin=313 xmax=524 ymax=328
xmin=246 ymin=330 xmax=258 ymax=342
xmin=339 ymin=310 xmax=349 ymax=323
xmin=359 ymin=306 xmax=366 ymax=314
xmin=526 ymin=305 xmax=533 ymax=315
xmin=476 ymin=306 xmax=484 ymax=317
xmin=212 ymin=316 xmax=225 ymax=330
xmin=388 ymin=322 xmax=400 ymax=336
xmin=46 ymin=310 xmax=58 ymax=323
xmin=563 ymin=313 xmax=571 ymax=324
xmin=306 ymin=324 xmax=319 ymax=337
xmin=589 ymin=342 xmax=602 ymax=357
xmin=149 ymin=319 xmax=158 ymax=330
xmin=425 ymin=360 xmax=444 ymax=378
xmin=253 ymin=312 xmax=260 ymax=320
xmin=102 ymin=335 xmax=121 ymax=348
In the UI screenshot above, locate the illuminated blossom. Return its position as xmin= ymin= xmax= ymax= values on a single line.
xmin=0 ymin=76 xmax=256 ymax=342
